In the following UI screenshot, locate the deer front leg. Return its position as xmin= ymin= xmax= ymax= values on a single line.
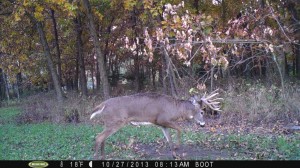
xmin=161 ymin=127 xmax=180 ymax=148
xmin=161 ymin=127 xmax=175 ymax=158
xmin=159 ymin=122 xmax=182 ymax=159
xmin=161 ymin=127 xmax=171 ymax=143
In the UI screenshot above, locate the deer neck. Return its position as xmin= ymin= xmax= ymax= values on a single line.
xmin=177 ymin=100 xmax=195 ymax=117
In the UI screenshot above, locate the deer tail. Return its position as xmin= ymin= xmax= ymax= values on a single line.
xmin=90 ymin=104 xmax=106 ymax=120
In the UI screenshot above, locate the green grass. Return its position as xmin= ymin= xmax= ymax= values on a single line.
xmin=0 ymin=107 xmax=299 ymax=160
xmin=0 ymin=123 xmax=167 ymax=160
xmin=0 ymin=107 xmax=21 ymax=124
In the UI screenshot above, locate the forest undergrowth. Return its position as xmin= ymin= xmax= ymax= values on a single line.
xmin=13 ymin=80 xmax=300 ymax=130
xmin=1 ymin=80 xmax=300 ymax=160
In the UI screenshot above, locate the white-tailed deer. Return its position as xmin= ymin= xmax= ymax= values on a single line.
xmin=90 ymin=91 xmax=222 ymax=159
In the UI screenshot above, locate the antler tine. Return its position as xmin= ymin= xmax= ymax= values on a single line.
xmin=201 ymin=99 xmax=222 ymax=111
xmin=209 ymin=98 xmax=224 ymax=101
xmin=206 ymin=92 xmax=219 ymax=100
xmin=210 ymin=88 xmax=219 ymax=95
xmin=207 ymin=100 xmax=222 ymax=110
xmin=200 ymin=89 xmax=223 ymax=112
xmin=207 ymin=101 xmax=221 ymax=105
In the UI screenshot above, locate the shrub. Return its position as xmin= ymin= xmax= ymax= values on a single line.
xmin=17 ymin=91 xmax=99 ymax=124
xmin=220 ymin=82 xmax=300 ymax=126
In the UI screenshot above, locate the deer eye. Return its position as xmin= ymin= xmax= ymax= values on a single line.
xmin=200 ymin=111 xmax=204 ymax=115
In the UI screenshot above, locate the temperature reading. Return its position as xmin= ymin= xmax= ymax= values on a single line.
xmin=70 ymin=161 xmax=84 ymax=167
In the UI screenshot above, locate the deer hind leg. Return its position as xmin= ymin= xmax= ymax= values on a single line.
xmin=100 ymin=140 xmax=105 ymax=159
xmin=93 ymin=123 xmax=125 ymax=160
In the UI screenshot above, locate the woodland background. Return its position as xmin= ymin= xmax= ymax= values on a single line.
xmin=0 ymin=0 xmax=300 ymax=160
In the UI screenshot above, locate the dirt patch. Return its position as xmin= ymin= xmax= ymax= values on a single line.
xmin=105 ymin=121 xmax=295 ymax=160
xmin=132 ymin=142 xmax=232 ymax=160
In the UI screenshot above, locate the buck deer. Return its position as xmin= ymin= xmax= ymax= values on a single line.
xmin=90 ymin=90 xmax=222 ymax=159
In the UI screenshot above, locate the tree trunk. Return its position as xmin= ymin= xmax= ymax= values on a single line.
xmin=293 ymin=52 xmax=296 ymax=76
xmin=50 ymin=9 xmax=62 ymax=85
xmin=0 ymin=68 xmax=5 ymax=100
xmin=151 ymin=63 xmax=156 ymax=89
xmin=134 ymin=49 xmax=141 ymax=92
xmin=163 ymin=47 xmax=178 ymax=97
xmin=132 ymin=7 xmax=142 ymax=92
xmin=284 ymin=53 xmax=289 ymax=77
xmin=66 ymin=75 xmax=74 ymax=91
xmin=210 ymin=66 xmax=215 ymax=91
xmin=96 ymin=60 xmax=101 ymax=90
xmin=260 ymin=0 xmax=266 ymax=8
xmin=194 ymin=0 xmax=200 ymax=14
xmin=82 ymin=0 xmax=110 ymax=99
xmin=296 ymin=47 xmax=300 ymax=79
xmin=91 ymin=61 xmax=95 ymax=90
xmin=287 ymin=1 xmax=300 ymax=79
xmin=36 ymin=21 xmax=64 ymax=102
xmin=16 ymin=72 xmax=22 ymax=95
xmin=160 ymin=58 xmax=167 ymax=94
xmin=221 ymin=0 xmax=227 ymax=27
xmin=2 ymin=71 xmax=9 ymax=101
xmin=14 ymin=81 xmax=20 ymax=100
xmin=74 ymin=14 xmax=88 ymax=97
xmin=75 ymin=47 xmax=79 ymax=91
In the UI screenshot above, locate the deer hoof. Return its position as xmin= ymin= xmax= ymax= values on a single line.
xmin=172 ymin=151 xmax=181 ymax=160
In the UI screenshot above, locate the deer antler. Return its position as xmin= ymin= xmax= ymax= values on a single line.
xmin=200 ymin=89 xmax=223 ymax=112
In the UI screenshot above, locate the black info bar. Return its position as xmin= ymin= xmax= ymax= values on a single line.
xmin=0 ymin=160 xmax=299 ymax=168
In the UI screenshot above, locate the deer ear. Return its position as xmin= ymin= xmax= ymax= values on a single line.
xmin=192 ymin=95 xmax=203 ymax=106
xmin=189 ymin=97 xmax=198 ymax=106
xmin=190 ymin=95 xmax=197 ymax=99
xmin=192 ymin=99 xmax=197 ymax=104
